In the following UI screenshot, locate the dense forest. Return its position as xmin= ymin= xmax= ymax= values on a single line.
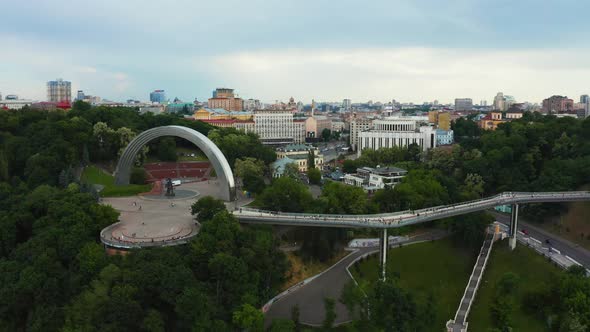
xmin=0 ymin=102 xmax=285 ymax=331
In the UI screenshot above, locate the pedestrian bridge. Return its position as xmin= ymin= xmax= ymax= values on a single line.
xmin=233 ymin=191 xmax=590 ymax=228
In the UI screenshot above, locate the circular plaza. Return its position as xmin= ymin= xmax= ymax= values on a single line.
xmin=100 ymin=180 xmax=225 ymax=251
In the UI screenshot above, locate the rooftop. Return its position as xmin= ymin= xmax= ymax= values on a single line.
xmin=358 ymin=166 xmax=407 ymax=175
xmin=277 ymin=144 xmax=316 ymax=152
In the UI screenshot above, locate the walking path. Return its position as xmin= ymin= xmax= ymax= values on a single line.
xmin=264 ymin=230 xmax=448 ymax=327
xmin=447 ymin=231 xmax=496 ymax=332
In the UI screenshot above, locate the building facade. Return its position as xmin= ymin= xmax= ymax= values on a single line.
xmin=344 ymin=166 xmax=407 ymax=192
xmin=343 ymin=99 xmax=352 ymax=110
xmin=243 ymin=98 xmax=262 ymax=111
xmin=275 ymin=144 xmax=324 ymax=172
xmin=493 ymin=92 xmax=506 ymax=111
xmin=349 ymin=116 xmax=373 ymax=151
xmin=435 ymin=129 xmax=454 ymax=145
xmin=149 ymin=90 xmax=166 ymax=103
xmin=253 ymin=110 xmax=295 ymax=145
xmin=208 ymin=88 xmax=243 ymax=111
xmin=478 ymin=111 xmax=505 ymax=130
xmin=0 ymin=99 xmax=34 ymax=110
xmin=428 ymin=111 xmax=451 ymax=130
xmin=454 ymin=98 xmax=473 ymax=111
xmin=357 ymin=118 xmax=436 ymax=156
xmin=542 ymin=95 xmax=574 ymax=114
xmin=47 ymin=78 xmax=71 ymax=102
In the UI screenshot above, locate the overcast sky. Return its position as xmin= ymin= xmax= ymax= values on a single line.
xmin=2 ymin=0 xmax=590 ymax=104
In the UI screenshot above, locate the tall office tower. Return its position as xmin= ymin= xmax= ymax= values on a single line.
xmin=580 ymin=94 xmax=589 ymax=104
xmin=342 ymin=98 xmax=352 ymax=110
xmin=76 ymin=90 xmax=85 ymax=101
xmin=454 ymin=98 xmax=473 ymax=111
xmin=150 ymin=90 xmax=167 ymax=103
xmin=47 ymin=78 xmax=72 ymax=102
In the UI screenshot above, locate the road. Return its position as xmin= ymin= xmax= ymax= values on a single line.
xmin=264 ymin=230 xmax=448 ymax=327
xmin=492 ymin=211 xmax=590 ymax=268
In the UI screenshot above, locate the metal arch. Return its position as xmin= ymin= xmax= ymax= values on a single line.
xmin=113 ymin=125 xmax=235 ymax=201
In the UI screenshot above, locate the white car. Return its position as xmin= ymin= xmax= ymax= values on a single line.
xmin=172 ymin=180 xmax=182 ymax=186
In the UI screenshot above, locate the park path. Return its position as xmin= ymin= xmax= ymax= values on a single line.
xmin=264 ymin=230 xmax=448 ymax=327
xmin=447 ymin=231 xmax=495 ymax=332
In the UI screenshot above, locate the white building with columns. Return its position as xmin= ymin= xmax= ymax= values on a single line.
xmin=357 ymin=118 xmax=436 ymax=156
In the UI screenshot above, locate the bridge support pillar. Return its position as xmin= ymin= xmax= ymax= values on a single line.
xmin=379 ymin=228 xmax=388 ymax=280
xmin=509 ymin=203 xmax=519 ymax=250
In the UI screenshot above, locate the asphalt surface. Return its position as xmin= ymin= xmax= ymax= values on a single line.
xmin=264 ymin=230 xmax=448 ymax=327
xmin=492 ymin=211 xmax=590 ymax=268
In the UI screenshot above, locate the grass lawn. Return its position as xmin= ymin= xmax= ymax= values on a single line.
xmin=352 ymin=238 xmax=476 ymax=330
xmin=81 ymin=166 xmax=151 ymax=197
xmin=468 ymin=239 xmax=561 ymax=331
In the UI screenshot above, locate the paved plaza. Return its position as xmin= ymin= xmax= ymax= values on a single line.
xmin=101 ymin=180 xmax=230 ymax=248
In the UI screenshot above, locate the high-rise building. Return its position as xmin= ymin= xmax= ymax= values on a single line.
xmin=47 ymin=78 xmax=72 ymax=102
xmin=454 ymin=98 xmax=473 ymax=111
xmin=76 ymin=90 xmax=85 ymax=101
xmin=493 ymin=92 xmax=506 ymax=111
xmin=208 ymin=88 xmax=243 ymax=111
xmin=580 ymin=94 xmax=589 ymax=104
xmin=542 ymin=95 xmax=574 ymax=114
xmin=342 ymin=99 xmax=352 ymax=110
xmin=150 ymin=90 xmax=166 ymax=103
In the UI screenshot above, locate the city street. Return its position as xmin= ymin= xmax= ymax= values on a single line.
xmin=492 ymin=211 xmax=590 ymax=268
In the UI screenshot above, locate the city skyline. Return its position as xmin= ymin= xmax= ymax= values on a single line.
xmin=2 ymin=0 xmax=590 ymax=103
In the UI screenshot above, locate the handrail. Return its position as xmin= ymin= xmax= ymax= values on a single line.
xmin=234 ymin=191 xmax=590 ymax=228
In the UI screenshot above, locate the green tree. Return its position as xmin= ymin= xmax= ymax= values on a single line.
xmin=190 ymin=196 xmax=227 ymax=222
xmin=320 ymin=181 xmax=369 ymax=214
xmin=283 ymin=162 xmax=300 ymax=180
xmin=308 ymin=167 xmax=321 ymax=185
xmin=308 ymin=150 xmax=316 ymax=169
xmin=235 ymin=157 xmax=266 ymax=193
xmin=322 ymin=128 xmax=332 ymax=142
xmin=258 ymin=177 xmax=313 ymax=212
xmin=232 ymin=304 xmax=263 ymax=332
xmin=130 ymin=167 xmax=147 ymax=185
xmin=142 ymin=309 xmax=165 ymax=332
xmin=157 ymin=137 xmax=177 ymax=161
xmin=270 ymin=319 xmax=295 ymax=332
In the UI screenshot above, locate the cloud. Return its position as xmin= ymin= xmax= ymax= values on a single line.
xmin=200 ymin=48 xmax=590 ymax=103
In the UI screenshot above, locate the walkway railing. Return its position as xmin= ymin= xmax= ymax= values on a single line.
xmin=100 ymin=222 xmax=197 ymax=249
xmin=234 ymin=191 xmax=590 ymax=228
xmin=446 ymin=230 xmax=496 ymax=332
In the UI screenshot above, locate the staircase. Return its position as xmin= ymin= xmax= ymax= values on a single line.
xmin=446 ymin=230 xmax=495 ymax=332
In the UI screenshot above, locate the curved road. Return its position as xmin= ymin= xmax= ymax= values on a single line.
xmin=264 ymin=230 xmax=449 ymax=326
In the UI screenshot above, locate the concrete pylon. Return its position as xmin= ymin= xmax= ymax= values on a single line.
xmin=379 ymin=228 xmax=388 ymax=280
xmin=509 ymin=203 xmax=519 ymax=250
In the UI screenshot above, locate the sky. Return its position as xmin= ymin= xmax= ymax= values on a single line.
xmin=1 ymin=0 xmax=590 ymax=104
